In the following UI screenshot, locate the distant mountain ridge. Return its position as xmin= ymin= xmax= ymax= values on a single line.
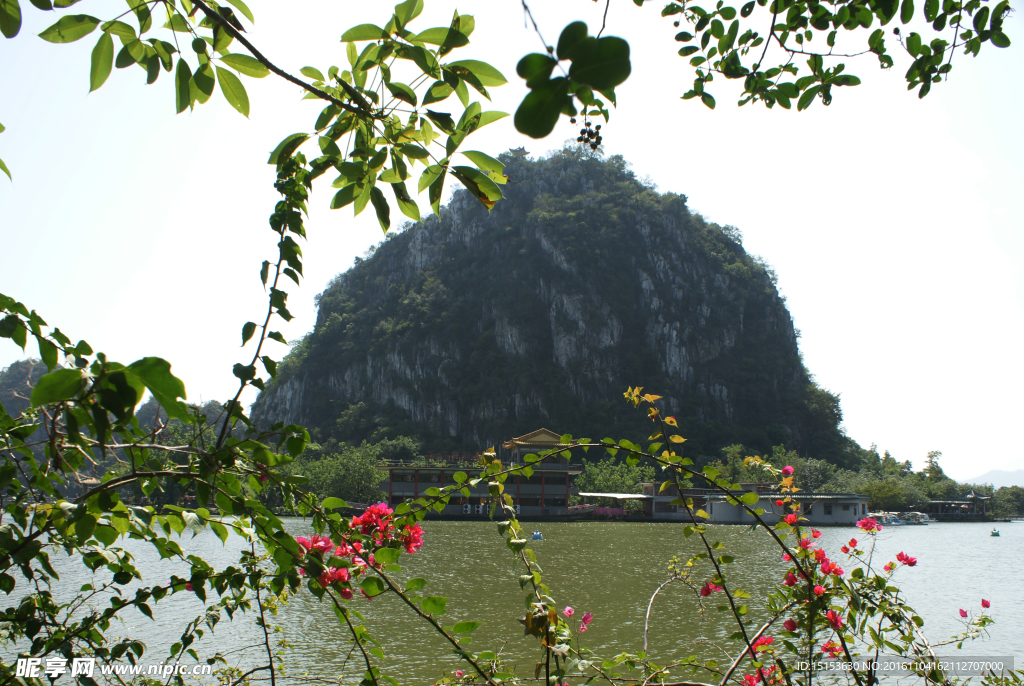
xmin=253 ymin=148 xmax=861 ymax=465
xmin=964 ymin=469 xmax=1024 ymax=488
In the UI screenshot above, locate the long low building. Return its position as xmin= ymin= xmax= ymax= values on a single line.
xmin=380 ymin=429 xmax=582 ymax=518
xmin=705 ymin=492 xmax=869 ymax=525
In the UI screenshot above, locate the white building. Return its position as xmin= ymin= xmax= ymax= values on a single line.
xmin=706 ymin=492 xmax=868 ymax=526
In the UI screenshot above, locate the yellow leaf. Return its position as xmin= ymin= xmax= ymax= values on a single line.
xmin=670 ymin=435 xmax=686 ymax=443
xmin=664 ymin=416 xmax=678 ymax=427
xmin=643 ymin=393 xmax=662 ymax=402
xmin=781 ymin=476 xmax=794 ymax=487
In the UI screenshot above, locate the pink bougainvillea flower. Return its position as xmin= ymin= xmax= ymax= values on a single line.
xmin=782 ymin=553 xmax=791 ymax=562
xmin=849 ymin=538 xmax=858 ymax=547
xmin=840 ymin=546 xmax=850 ymax=554
xmin=776 ymin=499 xmax=784 ymax=507
xmin=782 ymin=466 xmax=794 ymax=476
xmin=896 ymin=551 xmax=917 ymax=567
xmin=826 ymin=610 xmax=843 ymax=630
xmin=884 ymin=562 xmax=896 ymax=573
xmin=784 ymin=619 xmax=798 ymax=632
xmin=814 ymin=549 xmax=828 ymax=563
xmin=258 ymin=473 xmax=269 ymax=483
xmin=857 ymin=518 xmax=882 ymax=533
xmin=821 ymin=641 xmax=842 ymax=658
xmin=782 ymin=572 xmax=798 ymax=587
xmin=982 ymin=599 xmax=991 ymax=609
xmin=185 ymin=582 xmax=193 ymax=592
xmin=563 ymin=606 xmax=575 ymax=617
xmin=454 ymin=670 xmax=464 ymax=678
xmin=338 ymin=587 xmax=354 ymax=600
xmin=959 ymin=609 xmax=968 ymax=618
xmin=811 ymin=529 xmax=823 ymax=539
xmin=401 ymin=523 xmax=424 ymax=553
xmin=581 ymin=612 xmax=594 ymax=626
xmin=785 ymin=514 xmax=799 ymax=525
xmin=744 ymin=675 xmax=759 ymax=686
xmin=700 ymin=582 xmax=723 ymax=597
xmin=798 ymin=537 xmax=813 ymax=550
xmin=813 ymin=585 xmax=826 ymax=596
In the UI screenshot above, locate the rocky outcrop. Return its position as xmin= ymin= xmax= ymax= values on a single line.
xmin=253 ymin=149 xmax=823 ymax=457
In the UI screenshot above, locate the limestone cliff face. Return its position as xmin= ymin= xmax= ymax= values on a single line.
xmin=254 ymin=150 xmax=819 ymax=456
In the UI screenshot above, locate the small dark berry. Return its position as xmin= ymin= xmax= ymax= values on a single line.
xmin=577 ymin=136 xmax=584 ymax=142
xmin=590 ymin=143 xmax=598 ymax=150
xmin=674 ymin=20 xmax=680 ymax=27
xmin=595 ymin=124 xmax=602 ymax=130
xmin=570 ymin=117 xmax=577 ymax=124
xmin=585 ymin=121 xmax=591 ymax=127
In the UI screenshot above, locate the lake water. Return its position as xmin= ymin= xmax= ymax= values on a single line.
xmin=10 ymin=520 xmax=1022 ymax=683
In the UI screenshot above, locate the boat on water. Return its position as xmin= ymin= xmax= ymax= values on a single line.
xmin=991 ymin=529 xmax=1000 ymax=537
xmin=531 ymin=530 xmax=544 ymax=540
xmin=869 ymin=512 xmax=905 ymax=527
xmin=899 ymin=511 xmax=934 ymax=525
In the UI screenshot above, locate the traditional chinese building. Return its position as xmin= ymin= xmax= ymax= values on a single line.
xmin=927 ymin=490 xmax=991 ymax=520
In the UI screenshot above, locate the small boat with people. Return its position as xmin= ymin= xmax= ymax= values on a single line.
xmin=531 ymin=530 xmax=544 ymax=540
xmin=869 ymin=511 xmax=905 ymax=527
xmin=991 ymin=528 xmax=1000 ymax=537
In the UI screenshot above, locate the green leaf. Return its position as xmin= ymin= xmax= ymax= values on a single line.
xmin=331 ymin=184 xmax=358 ymax=209
xmin=514 ymin=76 xmax=569 ymax=138
xmin=341 ymin=23 xmax=388 ymax=41
xmin=126 ymin=357 xmax=189 ymax=421
xmin=451 ymin=165 xmax=502 ymax=209
xmin=241 ymin=322 xmax=257 ymax=346
xmin=0 ymin=156 xmax=9 ymax=181
xmin=557 ymin=21 xmax=589 ymax=60
xmin=567 ymin=36 xmax=631 ymax=91
xmin=394 ymin=0 xmax=424 ymax=25
xmin=369 ymin=186 xmax=390 ymax=232
xmin=991 ymin=31 xmax=1010 ymax=47
xmin=191 ymin=62 xmax=216 ymax=104
xmin=220 ymin=53 xmax=268 ymax=78
xmin=1 ymin=0 xmax=22 ymax=39
xmin=390 ymin=181 xmax=420 ymax=221
xmin=174 ymin=58 xmax=193 ymax=113
xmin=386 ymin=81 xmax=417 ymax=105
xmin=452 ymin=621 xmax=482 ymax=634
xmin=322 ymin=497 xmax=348 ymax=510
xmin=701 ymin=92 xmax=716 ymax=109
xmin=360 ymin=577 xmax=385 ymax=597
xmin=374 ymin=547 xmax=401 ymax=564
xmin=404 ymin=578 xmax=428 ymax=592
xmin=739 ymin=491 xmax=760 ymax=506
xmin=89 ymin=32 xmax=114 ymax=92
xmin=268 ymin=133 xmax=308 ymax=165
xmin=209 ymin=520 xmax=229 ymax=544
xmin=30 ymin=368 xmax=87 ymax=406
xmin=412 ymin=27 xmax=469 ymax=48
xmin=223 ymin=0 xmax=254 ymax=24
xmin=421 ymin=596 xmax=447 ymax=615
xmin=39 ymin=14 xmax=100 ymax=43
xmin=216 ymin=66 xmax=249 ymax=117
xmin=900 ymin=0 xmax=914 ymax=23
xmin=101 ymin=20 xmax=136 ymax=39
xmin=445 ymin=59 xmax=507 ymax=86
xmin=37 ymin=336 xmax=58 ymax=370
xmin=516 ymin=53 xmax=558 ymax=88
xmin=300 ymin=65 xmax=324 ymax=81
xmin=422 ymin=80 xmax=454 ymax=105
xmin=460 ymin=150 xmax=504 ymax=174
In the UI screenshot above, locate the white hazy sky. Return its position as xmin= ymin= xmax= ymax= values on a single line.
xmin=1 ymin=1 xmax=1021 ymax=480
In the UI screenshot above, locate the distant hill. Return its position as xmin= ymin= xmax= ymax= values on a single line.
xmin=252 ymin=148 xmax=864 ymax=467
xmin=965 ymin=469 xmax=1024 ymax=488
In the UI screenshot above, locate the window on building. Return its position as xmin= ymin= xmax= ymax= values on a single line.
xmin=824 ymin=504 xmax=833 ymax=515
xmin=842 ymin=504 xmax=850 ymax=511
xmin=862 ymin=504 xmax=866 ymax=515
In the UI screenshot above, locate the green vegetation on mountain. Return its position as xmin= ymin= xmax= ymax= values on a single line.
xmin=255 ymin=148 xmax=863 ymax=467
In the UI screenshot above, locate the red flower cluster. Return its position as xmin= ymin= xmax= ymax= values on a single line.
xmin=821 ymin=641 xmax=842 ymax=658
xmin=782 ymin=572 xmax=798 ymax=587
xmin=982 ymin=599 xmax=991 ymax=609
xmin=700 ymin=581 xmax=724 ymax=597
xmin=743 ymin=665 xmax=781 ymax=686
xmin=896 ymin=551 xmax=917 ymax=566
xmin=811 ymin=529 xmax=823 ymax=539
xmin=785 ymin=514 xmax=799 ymax=525
xmin=748 ymin=635 xmax=775 ymax=657
xmin=826 ymin=609 xmax=843 ymax=630
xmin=798 ymin=537 xmax=814 ymax=550
xmin=783 ymin=618 xmax=798 ymax=632
xmin=294 ymin=505 xmax=425 ymax=596
xmin=857 ymin=517 xmax=882 ymax=532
